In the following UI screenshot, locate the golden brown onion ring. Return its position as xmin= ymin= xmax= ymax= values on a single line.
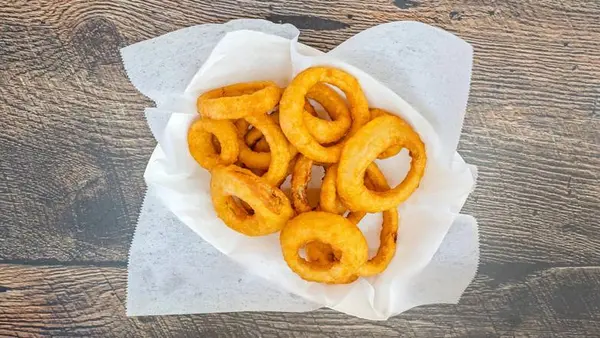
xmin=303 ymin=83 xmax=351 ymax=144
xmin=280 ymin=211 xmax=368 ymax=284
xmin=235 ymin=119 xmax=250 ymax=137
xmin=238 ymin=113 xmax=293 ymax=186
xmin=211 ymin=135 xmax=222 ymax=154
xmin=210 ymin=165 xmax=293 ymax=236
xmin=308 ymin=163 xmax=400 ymax=276
xmin=304 ymin=241 xmax=359 ymax=284
xmin=253 ymin=138 xmax=270 ymax=152
xmin=305 ymin=241 xmax=337 ymax=266
xmin=290 ymin=155 xmax=316 ymax=214
xmin=280 ymin=67 xmax=370 ymax=163
xmin=319 ymin=163 xmax=382 ymax=218
xmin=370 ymin=108 xmax=404 ymax=159
xmin=240 ymin=112 xmax=288 ymax=169
xmin=308 ymin=163 xmax=383 ymax=264
xmin=319 ymin=164 xmax=347 ymax=215
xmin=198 ymin=81 xmax=282 ymax=119
xmin=354 ymin=164 xmax=399 ymax=276
xmin=337 ymin=114 xmax=426 ymax=212
xmin=187 ymin=118 xmax=239 ymax=171
xmin=245 ymin=128 xmax=263 ymax=147
xmin=244 ymin=112 xmax=281 ymax=149
xmin=245 ymin=104 xmax=316 ymax=147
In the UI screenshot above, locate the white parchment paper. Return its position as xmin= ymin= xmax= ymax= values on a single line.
xmin=122 ymin=19 xmax=478 ymax=320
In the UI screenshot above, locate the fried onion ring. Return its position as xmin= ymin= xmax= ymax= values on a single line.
xmin=369 ymin=108 xmax=404 ymax=159
xmin=307 ymin=163 xmax=399 ymax=276
xmin=235 ymin=119 xmax=250 ymax=137
xmin=319 ymin=164 xmax=347 ymax=215
xmin=187 ymin=118 xmax=239 ymax=171
xmin=198 ymin=81 xmax=282 ymax=119
xmin=253 ymin=138 xmax=270 ymax=152
xmin=358 ymin=207 xmax=399 ymax=276
xmin=305 ymin=241 xmax=337 ymax=266
xmin=245 ymin=127 xmax=264 ymax=147
xmin=304 ymin=241 xmax=359 ymax=284
xmin=280 ymin=67 xmax=370 ymax=163
xmin=210 ymin=165 xmax=293 ymax=236
xmin=245 ymin=104 xmax=316 ymax=147
xmin=241 ymin=112 xmax=282 ymax=167
xmin=280 ymin=212 xmax=368 ymax=284
xmin=319 ymin=163 xmax=381 ymax=218
xmin=244 ymin=110 xmax=284 ymax=145
xmin=211 ymin=135 xmax=221 ymax=154
xmin=291 ymin=155 xmax=316 ymax=213
xmin=303 ymin=83 xmax=351 ymax=144
xmin=337 ymin=114 xmax=426 ymax=212
xmin=238 ymin=113 xmax=293 ymax=186
xmin=354 ymin=164 xmax=399 ymax=276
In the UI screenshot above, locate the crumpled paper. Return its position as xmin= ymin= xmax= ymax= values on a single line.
xmin=122 ymin=19 xmax=479 ymax=320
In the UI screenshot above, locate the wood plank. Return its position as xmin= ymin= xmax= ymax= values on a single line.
xmin=0 ymin=0 xmax=598 ymax=268
xmin=1 ymin=1 xmax=155 ymax=262
xmin=0 ymin=264 xmax=599 ymax=337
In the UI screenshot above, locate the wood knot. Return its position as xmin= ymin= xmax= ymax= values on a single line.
xmin=265 ymin=15 xmax=349 ymax=30
xmin=393 ymin=0 xmax=418 ymax=9
xmin=449 ymin=11 xmax=463 ymax=21
xmin=71 ymin=17 xmax=123 ymax=70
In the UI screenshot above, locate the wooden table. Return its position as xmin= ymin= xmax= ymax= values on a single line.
xmin=1 ymin=1 xmax=599 ymax=336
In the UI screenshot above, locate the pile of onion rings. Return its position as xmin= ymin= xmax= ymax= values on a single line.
xmin=189 ymin=66 xmax=427 ymax=284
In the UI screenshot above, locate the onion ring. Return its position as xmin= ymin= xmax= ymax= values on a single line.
xmin=305 ymin=241 xmax=337 ymax=266
xmin=358 ymin=206 xmax=399 ymax=276
xmin=354 ymin=164 xmax=399 ymax=276
xmin=238 ymin=113 xmax=297 ymax=173
xmin=245 ymin=128 xmax=264 ymax=147
xmin=253 ymin=138 xmax=270 ymax=152
xmin=235 ymin=119 xmax=250 ymax=137
xmin=238 ymin=113 xmax=293 ymax=186
xmin=187 ymin=118 xmax=239 ymax=171
xmin=290 ymin=155 xmax=316 ymax=213
xmin=244 ymin=111 xmax=283 ymax=151
xmin=280 ymin=211 xmax=368 ymax=284
xmin=337 ymin=114 xmax=426 ymax=212
xmin=304 ymin=241 xmax=359 ymax=284
xmin=309 ymin=163 xmax=383 ymax=264
xmin=319 ymin=164 xmax=347 ymax=215
xmin=245 ymin=104 xmax=316 ymax=147
xmin=307 ymin=163 xmax=399 ymax=276
xmin=211 ymin=135 xmax=221 ymax=154
xmin=241 ymin=112 xmax=279 ymax=166
xmin=248 ymin=167 xmax=267 ymax=177
xmin=210 ymin=165 xmax=293 ymax=236
xmin=303 ymin=83 xmax=351 ymax=144
xmin=244 ymin=110 xmax=283 ymax=146
xmin=370 ymin=108 xmax=403 ymax=159
xmin=198 ymin=81 xmax=282 ymax=119
xmin=319 ymin=163 xmax=381 ymax=218
xmin=280 ymin=67 xmax=370 ymax=163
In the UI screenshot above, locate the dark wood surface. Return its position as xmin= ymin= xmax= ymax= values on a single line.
xmin=1 ymin=0 xmax=598 ymax=336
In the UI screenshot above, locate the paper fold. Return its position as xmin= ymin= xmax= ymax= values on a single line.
xmin=123 ymin=19 xmax=478 ymax=320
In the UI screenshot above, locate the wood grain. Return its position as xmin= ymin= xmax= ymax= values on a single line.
xmin=0 ymin=0 xmax=599 ymax=335
xmin=1 ymin=0 xmax=598 ymax=265
xmin=1 ymin=264 xmax=599 ymax=337
xmin=1 ymin=0 xmax=598 ymax=264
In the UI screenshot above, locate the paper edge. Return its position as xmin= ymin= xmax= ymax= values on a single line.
xmin=120 ymin=19 xmax=300 ymax=102
xmin=126 ymin=188 xmax=150 ymax=316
